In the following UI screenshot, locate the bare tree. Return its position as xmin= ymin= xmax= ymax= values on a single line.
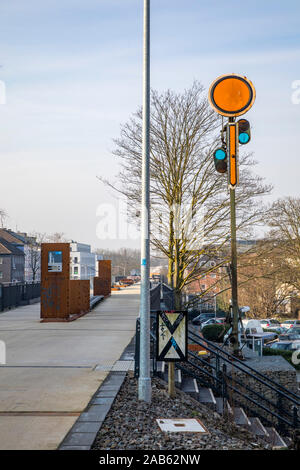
xmin=95 ymin=247 xmax=141 ymax=277
xmin=0 ymin=208 xmax=8 ymax=228
xmin=46 ymin=232 xmax=67 ymax=243
xmin=99 ymin=82 xmax=272 ymax=307
xmin=267 ymin=197 xmax=300 ymax=293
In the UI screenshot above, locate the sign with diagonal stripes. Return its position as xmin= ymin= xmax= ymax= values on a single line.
xmin=156 ymin=311 xmax=187 ymax=362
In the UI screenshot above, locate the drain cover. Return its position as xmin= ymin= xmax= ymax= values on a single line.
xmin=156 ymin=418 xmax=208 ymax=433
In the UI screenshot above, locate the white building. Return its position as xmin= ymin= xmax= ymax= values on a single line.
xmin=70 ymin=242 xmax=98 ymax=281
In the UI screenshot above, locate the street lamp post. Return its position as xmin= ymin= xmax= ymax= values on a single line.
xmin=138 ymin=0 xmax=151 ymax=403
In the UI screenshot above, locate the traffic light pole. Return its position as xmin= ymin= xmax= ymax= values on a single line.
xmin=228 ymin=117 xmax=241 ymax=357
xmin=229 ymin=186 xmax=240 ymax=357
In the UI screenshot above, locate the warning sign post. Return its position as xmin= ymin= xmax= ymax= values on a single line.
xmin=156 ymin=311 xmax=187 ymax=397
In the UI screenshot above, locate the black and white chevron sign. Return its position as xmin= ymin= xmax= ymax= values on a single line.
xmin=156 ymin=311 xmax=187 ymax=362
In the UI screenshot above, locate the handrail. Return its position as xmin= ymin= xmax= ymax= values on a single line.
xmin=187 ymin=350 xmax=296 ymax=421
xmin=189 ymin=329 xmax=300 ymax=404
xmin=134 ymin=310 xmax=299 ymax=431
xmin=177 ymin=362 xmax=296 ymax=429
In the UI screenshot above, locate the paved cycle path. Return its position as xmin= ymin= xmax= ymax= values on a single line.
xmin=0 ymin=284 xmax=139 ymax=450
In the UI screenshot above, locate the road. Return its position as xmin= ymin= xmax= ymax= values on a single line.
xmin=0 ymin=284 xmax=140 ymax=450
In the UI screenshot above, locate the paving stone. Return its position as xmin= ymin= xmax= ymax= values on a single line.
xmin=62 ymin=432 xmax=97 ymax=447
xmin=78 ymin=405 xmax=110 ymax=422
xmin=98 ymin=384 xmax=121 ymax=392
xmin=92 ymin=397 xmax=115 ymax=406
xmin=60 ymin=445 xmax=91 ymax=451
xmin=71 ymin=422 xmax=101 ymax=433
xmin=95 ymin=391 xmax=116 ymax=398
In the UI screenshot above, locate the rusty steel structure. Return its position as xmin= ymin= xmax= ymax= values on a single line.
xmin=93 ymin=260 xmax=112 ymax=297
xmin=40 ymin=243 xmax=91 ymax=322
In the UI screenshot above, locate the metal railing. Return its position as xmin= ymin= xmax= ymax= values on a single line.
xmin=134 ymin=314 xmax=299 ymax=435
xmin=0 ymin=282 xmax=41 ymax=311
xmin=181 ymin=330 xmax=299 ymax=434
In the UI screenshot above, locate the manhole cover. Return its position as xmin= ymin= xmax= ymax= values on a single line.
xmin=156 ymin=418 xmax=208 ymax=433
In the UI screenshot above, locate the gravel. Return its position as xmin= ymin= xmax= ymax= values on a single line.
xmin=92 ymin=373 xmax=270 ymax=450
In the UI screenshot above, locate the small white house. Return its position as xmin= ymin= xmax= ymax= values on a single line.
xmin=70 ymin=242 xmax=97 ymax=281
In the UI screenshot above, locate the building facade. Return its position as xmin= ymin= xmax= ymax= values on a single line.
xmin=70 ymin=242 xmax=98 ymax=281
xmin=0 ymin=237 xmax=25 ymax=283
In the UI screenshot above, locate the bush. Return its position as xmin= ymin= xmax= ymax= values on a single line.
xmin=201 ymin=324 xmax=230 ymax=342
xmin=263 ymin=347 xmax=300 ymax=370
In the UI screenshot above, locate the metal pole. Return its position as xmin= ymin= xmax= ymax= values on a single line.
xmin=138 ymin=0 xmax=151 ymax=403
xmin=230 ymin=186 xmax=240 ymax=356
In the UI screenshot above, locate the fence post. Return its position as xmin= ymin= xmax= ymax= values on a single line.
xmin=215 ymin=356 xmax=220 ymax=393
xmin=293 ymin=405 xmax=298 ymax=429
xmin=222 ymin=363 xmax=227 ymax=415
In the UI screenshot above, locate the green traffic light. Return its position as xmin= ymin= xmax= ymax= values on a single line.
xmin=215 ymin=148 xmax=227 ymax=160
xmin=239 ymin=132 xmax=250 ymax=144
xmin=214 ymin=147 xmax=227 ymax=173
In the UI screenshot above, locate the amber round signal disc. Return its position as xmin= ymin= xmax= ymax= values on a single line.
xmin=209 ymin=74 xmax=256 ymax=117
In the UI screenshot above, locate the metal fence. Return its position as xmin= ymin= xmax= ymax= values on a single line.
xmin=0 ymin=282 xmax=41 ymax=311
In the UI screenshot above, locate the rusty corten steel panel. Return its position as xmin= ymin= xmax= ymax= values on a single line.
xmin=70 ymin=280 xmax=90 ymax=315
xmin=98 ymin=260 xmax=111 ymax=281
xmin=40 ymin=243 xmax=70 ymax=320
xmin=93 ymin=278 xmax=111 ymax=297
xmin=95 ymin=260 xmax=111 ymax=296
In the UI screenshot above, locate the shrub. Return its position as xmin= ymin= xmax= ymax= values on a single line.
xmin=201 ymin=324 xmax=230 ymax=342
xmin=263 ymin=347 xmax=300 ymax=370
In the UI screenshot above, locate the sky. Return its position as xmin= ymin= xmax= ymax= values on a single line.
xmin=0 ymin=0 xmax=299 ymax=250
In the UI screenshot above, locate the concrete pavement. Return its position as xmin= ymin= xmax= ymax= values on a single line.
xmin=0 ymin=284 xmax=140 ymax=450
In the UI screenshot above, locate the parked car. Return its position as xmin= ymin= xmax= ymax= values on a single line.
xmin=268 ymin=340 xmax=300 ymax=352
xmin=268 ymin=326 xmax=289 ymax=335
xmin=192 ymin=312 xmax=225 ymax=326
xmin=279 ymin=328 xmax=300 ymax=341
xmin=280 ymin=320 xmax=300 ymax=329
xmin=259 ymin=319 xmax=281 ymax=329
xmin=200 ymin=318 xmax=225 ymax=330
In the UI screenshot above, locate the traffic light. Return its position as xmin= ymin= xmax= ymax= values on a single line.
xmin=213 ymin=147 xmax=227 ymax=173
xmin=238 ymin=119 xmax=251 ymax=145
xmin=227 ymin=122 xmax=238 ymax=187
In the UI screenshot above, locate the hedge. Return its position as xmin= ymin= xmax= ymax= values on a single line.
xmin=263 ymin=347 xmax=300 ymax=371
xmin=201 ymin=324 xmax=230 ymax=342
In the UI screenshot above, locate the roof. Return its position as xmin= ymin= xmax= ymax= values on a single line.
xmin=0 ymin=229 xmax=24 ymax=246
xmin=0 ymin=237 xmax=25 ymax=256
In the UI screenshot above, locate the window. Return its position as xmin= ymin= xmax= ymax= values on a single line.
xmin=210 ymin=273 xmax=216 ymax=278
xmin=74 ymin=266 xmax=78 ymax=275
xmin=74 ymin=257 xmax=78 ymax=264
xmin=201 ymin=284 xmax=206 ymax=290
xmin=0 ymin=272 xmax=3 ymax=279
xmin=0 ymin=257 xmax=3 ymax=264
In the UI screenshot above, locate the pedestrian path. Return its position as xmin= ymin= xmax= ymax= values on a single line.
xmin=0 ymin=284 xmax=140 ymax=450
